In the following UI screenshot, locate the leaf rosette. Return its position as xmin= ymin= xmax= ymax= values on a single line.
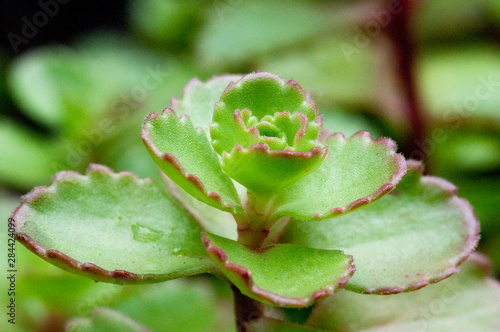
xmin=10 ymin=72 xmax=481 ymax=312
xmin=210 ymin=72 xmax=328 ymax=194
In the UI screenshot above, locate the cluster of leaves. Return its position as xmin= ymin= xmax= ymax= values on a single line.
xmin=9 ymin=72 xmax=500 ymax=331
xmin=1 ymin=0 xmax=499 ymax=330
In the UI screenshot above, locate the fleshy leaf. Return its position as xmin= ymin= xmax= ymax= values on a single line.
xmin=283 ymin=161 xmax=479 ymax=294
xmin=162 ymin=173 xmax=237 ymax=241
xmin=67 ymin=308 xmax=149 ymax=332
xmin=307 ymin=254 xmax=500 ymax=331
xmin=142 ymin=109 xmax=242 ymax=213
xmin=211 ymin=72 xmax=325 ymax=193
xmin=12 ymin=165 xmax=215 ymax=284
xmin=271 ymin=131 xmax=406 ymax=221
xmin=170 ymin=74 xmax=244 ymax=133
xmin=202 ymin=233 xmax=355 ymax=308
xmin=211 ymin=72 xmax=318 ymax=155
xmin=221 ymin=144 xmax=328 ymax=194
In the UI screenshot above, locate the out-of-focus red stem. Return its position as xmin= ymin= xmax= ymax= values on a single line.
xmin=386 ymin=0 xmax=426 ymax=163
xmin=232 ymin=284 xmax=264 ymax=332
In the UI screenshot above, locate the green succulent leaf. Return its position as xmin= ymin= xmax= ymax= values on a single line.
xmin=202 ymin=233 xmax=354 ymax=308
xmin=170 ymin=74 xmax=244 ymax=134
xmin=271 ymin=131 xmax=406 ymax=221
xmin=211 ymin=72 xmax=318 ymax=155
xmin=221 ymin=144 xmax=327 ymax=194
xmin=283 ymin=161 xmax=480 ymax=294
xmin=211 ymin=72 xmax=325 ymax=193
xmin=12 ymin=165 xmax=215 ymax=284
xmin=142 ymin=109 xmax=242 ymax=213
xmin=162 ymin=174 xmax=238 ymax=241
xmin=307 ymin=254 xmax=500 ymax=331
xmin=67 ymin=308 xmax=149 ymax=332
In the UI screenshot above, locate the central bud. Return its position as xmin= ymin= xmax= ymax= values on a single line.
xmin=210 ymin=72 xmax=328 ymax=195
xmin=241 ymin=110 xmax=320 ymax=152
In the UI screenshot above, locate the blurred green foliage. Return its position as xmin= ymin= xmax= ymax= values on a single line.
xmin=1 ymin=0 xmax=499 ymax=330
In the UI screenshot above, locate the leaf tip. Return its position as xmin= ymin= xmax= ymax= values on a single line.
xmin=181 ymin=77 xmax=204 ymax=95
xmin=144 ymin=112 xmax=159 ymax=123
xmin=169 ymin=97 xmax=181 ymax=109
xmin=51 ymin=170 xmax=85 ymax=183
xmin=405 ymin=159 xmax=425 ymax=173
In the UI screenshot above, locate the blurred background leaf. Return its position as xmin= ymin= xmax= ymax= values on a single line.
xmin=0 ymin=0 xmax=499 ymax=330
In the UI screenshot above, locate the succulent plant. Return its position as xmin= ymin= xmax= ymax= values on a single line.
xmin=12 ymin=72 xmax=480 ymax=329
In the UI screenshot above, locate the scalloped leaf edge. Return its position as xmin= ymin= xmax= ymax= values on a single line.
xmin=346 ymin=159 xmax=480 ymax=295
xmin=202 ymin=233 xmax=356 ymax=307
xmin=11 ymin=164 xmax=216 ymax=284
xmin=273 ymin=130 xmax=407 ymax=221
xmin=218 ymin=72 xmax=319 ymax=119
xmin=210 ymin=72 xmax=319 ymax=155
xmin=141 ymin=108 xmax=241 ymax=214
xmin=223 ymin=143 xmax=328 ymax=160
xmin=307 ymin=252 xmax=498 ymax=330
xmin=221 ymin=143 xmax=328 ymax=193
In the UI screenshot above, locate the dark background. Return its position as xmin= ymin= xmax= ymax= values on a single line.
xmin=0 ymin=0 xmax=127 ymax=55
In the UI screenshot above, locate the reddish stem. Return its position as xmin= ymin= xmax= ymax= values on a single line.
xmin=232 ymin=285 xmax=264 ymax=332
xmin=386 ymin=0 xmax=426 ymax=162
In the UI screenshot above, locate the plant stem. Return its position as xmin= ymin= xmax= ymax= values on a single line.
xmin=237 ymin=191 xmax=277 ymax=248
xmin=237 ymin=228 xmax=270 ymax=248
xmin=386 ymin=0 xmax=426 ymax=162
xmin=232 ymin=284 xmax=265 ymax=332
xmin=245 ymin=191 xmax=274 ymax=228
